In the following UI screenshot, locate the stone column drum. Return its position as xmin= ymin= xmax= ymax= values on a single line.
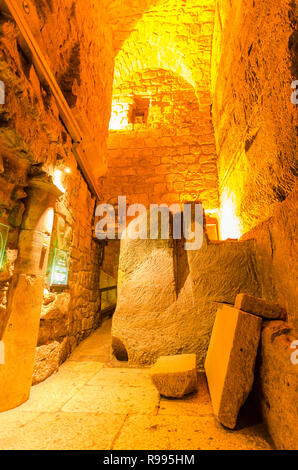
xmin=0 ymin=177 xmax=62 ymax=412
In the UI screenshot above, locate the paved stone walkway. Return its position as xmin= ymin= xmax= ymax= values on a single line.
xmin=0 ymin=319 xmax=274 ymax=450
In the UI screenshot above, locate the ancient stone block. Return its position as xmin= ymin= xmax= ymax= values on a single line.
xmin=235 ymin=293 xmax=286 ymax=320
xmin=112 ymin=225 xmax=260 ymax=368
xmin=150 ymin=354 xmax=197 ymax=398
xmin=32 ymin=339 xmax=68 ymax=385
xmin=38 ymin=293 xmax=71 ymax=345
xmin=205 ymin=305 xmax=262 ymax=429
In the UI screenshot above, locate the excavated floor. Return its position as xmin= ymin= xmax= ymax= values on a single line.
xmin=0 ymin=318 xmax=274 ymax=450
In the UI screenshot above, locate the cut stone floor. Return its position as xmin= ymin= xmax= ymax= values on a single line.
xmin=0 ymin=318 xmax=274 ymax=450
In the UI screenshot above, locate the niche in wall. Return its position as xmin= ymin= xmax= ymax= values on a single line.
xmin=129 ymin=96 xmax=150 ymax=125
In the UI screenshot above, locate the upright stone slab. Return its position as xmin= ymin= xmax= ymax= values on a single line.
xmin=235 ymin=293 xmax=286 ymax=320
xmin=205 ymin=305 xmax=262 ymax=429
xmin=150 ymin=354 xmax=197 ymax=398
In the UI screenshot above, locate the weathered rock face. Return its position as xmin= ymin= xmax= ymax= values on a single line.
xmin=0 ymin=2 xmax=108 ymax=386
xmin=112 ymin=225 xmax=260 ymax=368
xmin=242 ymin=189 xmax=298 ymax=329
xmin=235 ymin=293 xmax=286 ymax=320
xmin=38 ymin=293 xmax=71 ymax=345
xmin=150 ymin=354 xmax=197 ymax=398
xmin=211 ymin=0 xmax=297 ymax=234
xmin=5 ymin=0 xmax=115 ymax=175
xmin=255 ymin=321 xmax=298 ymax=450
xmin=32 ymin=339 xmax=68 ymax=385
xmin=205 ymin=306 xmax=262 ymax=429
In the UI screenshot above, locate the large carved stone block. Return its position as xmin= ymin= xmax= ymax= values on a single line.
xmin=205 ymin=305 xmax=262 ymax=429
xmin=112 ymin=225 xmax=261 ymax=368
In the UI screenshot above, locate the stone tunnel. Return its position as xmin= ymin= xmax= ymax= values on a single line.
xmin=0 ymin=0 xmax=297 ymax=452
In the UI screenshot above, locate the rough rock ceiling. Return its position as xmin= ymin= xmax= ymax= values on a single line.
xmin=105 ymin=0 xmax=160 ymax=52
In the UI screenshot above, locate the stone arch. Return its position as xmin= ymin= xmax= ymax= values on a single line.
xmin=112 ymin=0 xmax=216 ymax=100
xmin=114 ymin=32 xmax=196 ymax=90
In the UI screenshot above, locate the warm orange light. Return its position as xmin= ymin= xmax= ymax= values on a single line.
xmin=109 ymin=112 xmax=127 ymax=130
xmin=53 ymin=169 xmax=66 ymax=194
xmin=109 ymin=101 xmax=131 ymax=130
xmin=219 ymin=191 xmax=242 ymax=240
xmin=45 ymin=207 xmax=54 ymax=234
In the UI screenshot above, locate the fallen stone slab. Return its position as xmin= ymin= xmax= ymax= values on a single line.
xmin=150 ymin=354 xmax=197 ymax=398
xmin=205 ymin=305 xmax=262 ymax=429
xmin=235 ymin=293 xmax=286 ymax=320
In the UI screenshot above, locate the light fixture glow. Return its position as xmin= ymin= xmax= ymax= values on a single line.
xmin=53 ymin=169 xmax=66 ymax=194
xmin=219 ymin=191 xmax=242 ymax=240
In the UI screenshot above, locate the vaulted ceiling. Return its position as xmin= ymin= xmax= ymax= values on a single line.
xmin=108 ymin=0 xmax=216 ymax=98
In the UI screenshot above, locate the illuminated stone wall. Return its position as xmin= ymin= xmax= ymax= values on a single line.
xmin=0 ymin=2 xmax=114 ymax=384
xmin=242 ymin=188 xmax=298 ymax=328
xmin=33 ymin=171 xmax=102 ymax=385
xmin=113 ymin=0 xmax=216 ymax=92
xmin=211 ymin=0 xmax=297 ymax=237
xmin=101 ymin=69 xmax=219 ymax=210
xmin=100 ymin=0 xmax=218 ymax=295
xmin=211 ymin=0 xmax=297 ymax=326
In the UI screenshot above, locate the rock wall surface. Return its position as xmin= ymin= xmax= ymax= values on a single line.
xmin=242 ymin=188 xmax=298 ymax=328
xmin=0 ymin=2 xmax=114 ymax=384
xmin=255 ymin=321 xmax=298 ymax=450
xmin=211 ymin=0 xmax=297 ymax=235
xmin=112 ymin=219 xmax=260 ymax=368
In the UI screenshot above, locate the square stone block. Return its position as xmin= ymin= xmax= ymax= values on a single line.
xmin=150 ymin=354 xmax=197 ymax=398
xmin=235 ymin=293 xmax=286 ymax=320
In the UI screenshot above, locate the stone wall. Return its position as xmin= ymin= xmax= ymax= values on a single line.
xmin=113 ymin=0 xmax=216 ymax=93
xmin=210 ymin=0 xmax=298 ymax=450
xmin=0 ymin=2 xmax=115 ymax=385
xmin=254 ymin=321 xmax=298 ymax=450
xmin=242 ymin=188 xmax=298 ymax=328
xmin=211 ymin=0 xmax=297 ymax=236
xmin=19 ymin=0 xmax=115 ymax=175
xmin=33 ymin=172 xmax=103 ymax=385
xmin=101 ymin=68 xmax=219 ymax=210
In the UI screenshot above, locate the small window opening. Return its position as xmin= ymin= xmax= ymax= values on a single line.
xmin=129 ymin=96 xmax=150 ymax=125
